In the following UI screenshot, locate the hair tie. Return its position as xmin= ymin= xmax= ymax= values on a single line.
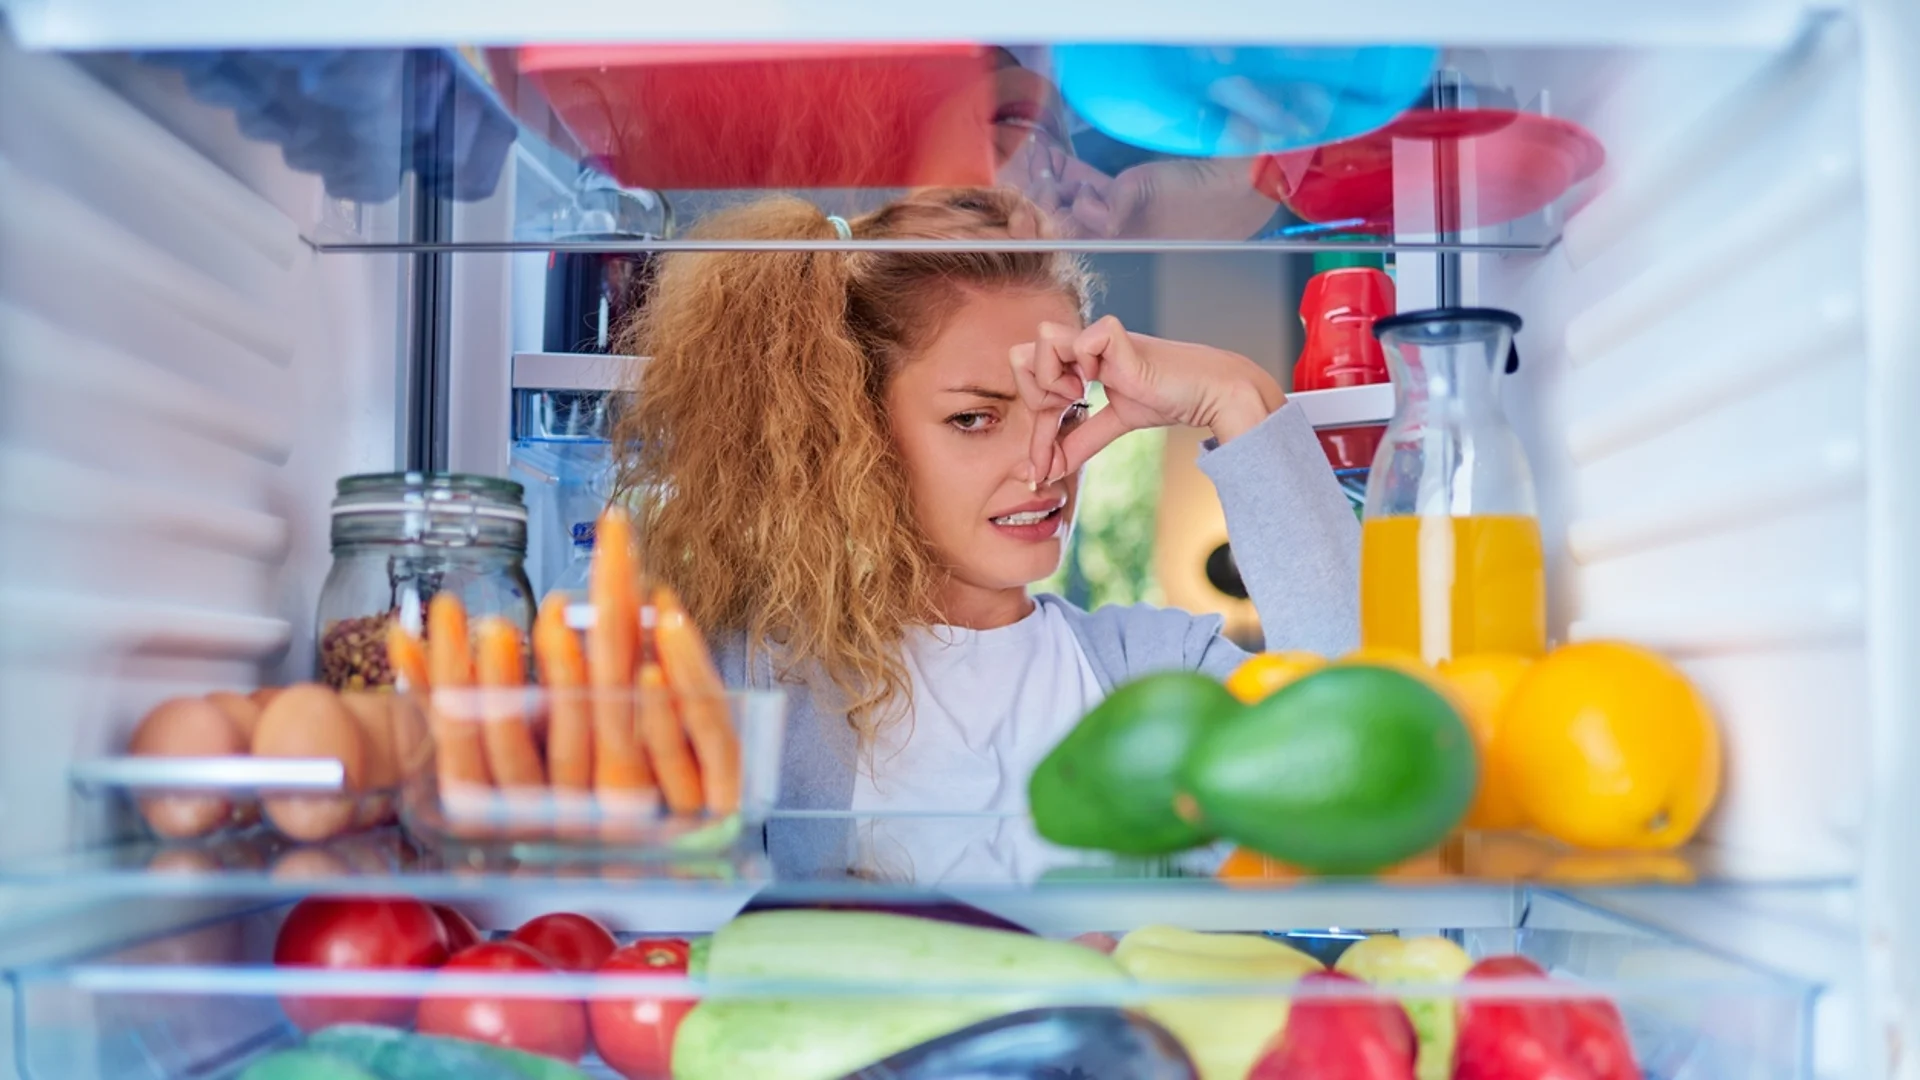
xmin=826 ymin=215 xmax=853 ymax=241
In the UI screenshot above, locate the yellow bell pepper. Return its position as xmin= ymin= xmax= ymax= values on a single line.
xmin=1334 ymin=934 xmax=1474 ymax=1080
xmin=1113 ymin=925 xmax=1323 ymax=1080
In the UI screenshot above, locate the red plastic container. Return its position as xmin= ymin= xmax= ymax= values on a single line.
xmin=1316 ymin=425 xmax=1386 ymax=472
xmin=1251 ymin=109 xmax=1604 ymax=235
xmin=515 ymin=44 xmax=998 ymax=191
xmin=1294 ymin=267 xmax=1395 ymax=392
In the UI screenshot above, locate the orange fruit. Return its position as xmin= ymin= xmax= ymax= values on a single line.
xmin=1217 ymin=845 xmax=1448 ymax=883
xmin=1495 ymin=641 xmax=1720 ymax=850
xmin=1216 ymin=846 xmax=1300 ymax=884
xmin=1435 ymin=653 xmax=1534 ymax=830
xmin=1338 ymin=647 xmax=1462 ymax=707
xmin=1223 ymin=651 xmax=1326 ymax=704
xmin=1542 ymin=850 xmax=1697 ymax=885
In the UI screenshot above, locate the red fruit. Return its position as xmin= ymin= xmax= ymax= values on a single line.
xmin=272 ymin=897 xmax=450 ymax=1031
xmin=590 ymin=940 xmax=695 ymax=1080
xmin=510 ymin=912 xmax=619 ymax=973
xmin=1250 ymin=971 xmax=1416 ymax=1080
xmin=417 ymin=941 xmax=588 ymax=1062
xmin=1456 ymin=955 xmax=1637 ymax=1080
xmin=1565 ymin=999 xmax=1638 ymax=1080
xmin=432 ymin=904 xmax=484 ymax=954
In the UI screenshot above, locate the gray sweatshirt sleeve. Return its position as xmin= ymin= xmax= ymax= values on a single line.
xmin=1196 ymin=399 xmax=1362 ymax=657
xmin=1057 ymin=400 xmax=1361 ymax=688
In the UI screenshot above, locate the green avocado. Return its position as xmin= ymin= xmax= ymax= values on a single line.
xmin=1029 ymin=671 xmax=1243 ymax=854
xmin=1182 ymin=664 xmax=1477 ymax=874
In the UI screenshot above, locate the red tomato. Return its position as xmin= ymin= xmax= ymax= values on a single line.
xmin=509 ymin=912 xmax=618 ymax=972
xmin=590 ymin=940 xmax=694 ymax=1080
xmin=417 ymin=941 xmax=588 ymax=1062
xmin=432 ymin=904 xmax=484 ymax=954
xmin=272 ymin=896 xmax=450 ymax=1031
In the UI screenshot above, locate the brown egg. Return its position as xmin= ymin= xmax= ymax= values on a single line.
xmin=338 ymin=690 xmax=399 ymax=828
xmin=206 ymin=691 xmax=262 ymax=742
xmin=128 ymin=697 xmax=247 ymax=839
xmin=251 ymin=683 xmax=366 ymax=843
xmin=204 ymin=692 xmax=264 ymax=827
xmin=146 ymin=848 xmax=222 ymax=875
xmin=269 ymin=846 xmax=353 ymax=881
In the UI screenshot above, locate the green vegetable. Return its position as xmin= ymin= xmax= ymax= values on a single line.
xmin=688 ymin=934 xmax=711 ymax=977
xmin=413 ymin=1035 xmax=593 ymax=1080
xmin=303 ymin=1025 xmax=527 ymax=1080
xmin=1335 ymin=935 xmax=1474 ymax=1080
xmin=703 ymin=911 xmax=1126 ymax=985
xmin=674 ymin=999 xmax=1011 ymax=1080
xmin=1029 ymin=672 xmax=1242 ymax=854
xmin=239 ymin=1050 xmax=383 ymax=1080
xmin=1183 ymin=665 xmax=1476 ymax=873
xmin=673 ymin=911 xmax=1127 ymax=1080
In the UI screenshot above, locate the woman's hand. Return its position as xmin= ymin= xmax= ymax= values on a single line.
xmin=1009 ymin=315 xmax=1287 ymax=487
xmin=1069 ymin=158 xmax=1281 ymax=241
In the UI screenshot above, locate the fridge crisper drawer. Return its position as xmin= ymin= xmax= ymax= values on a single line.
xmin=8 ymin=890 xmax=1813 ymax=1080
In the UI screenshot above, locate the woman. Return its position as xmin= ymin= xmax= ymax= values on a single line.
xmin=614 ymin=188 xmax=1358 ymax=877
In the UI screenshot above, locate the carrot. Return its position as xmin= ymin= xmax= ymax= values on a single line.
xmin=474 ymin=616 xmax=545 ymax=788
xmin=653 ymin=585 xmax=742 ymax=814
xmin=386 ymin=622 xmax=431 ymax=691
xmin=426 ymin=594 xmax=491 ymax=790
xmin=587 ymin=507 xmax=654 ymax=795
xmin=533 ymin=593 xmax=594 ymax=792
xmin=637 ymin=660 xmax=703 ymax=815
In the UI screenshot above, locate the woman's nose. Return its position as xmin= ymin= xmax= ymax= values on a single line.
xmin=1007 ymin=402 xmax=1058 ymax=485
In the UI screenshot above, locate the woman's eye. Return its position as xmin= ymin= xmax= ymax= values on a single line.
xmin=948 ymin=411 xmax=998 ymax=433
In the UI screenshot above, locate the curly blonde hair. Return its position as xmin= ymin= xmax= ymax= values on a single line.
xmin=613 ymin=188 xmax=1094 ymax=744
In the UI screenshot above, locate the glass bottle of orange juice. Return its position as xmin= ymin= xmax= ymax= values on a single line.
xmin=1360 ymin=308 xmax=1545 ymax=662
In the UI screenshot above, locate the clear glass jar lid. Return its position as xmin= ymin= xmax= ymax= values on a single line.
xmin=330 ymin=472 xmax=528 ymax=550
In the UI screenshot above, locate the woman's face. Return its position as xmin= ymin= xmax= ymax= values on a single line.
xmin=886 ymin=289 xmax=1087 ymax=611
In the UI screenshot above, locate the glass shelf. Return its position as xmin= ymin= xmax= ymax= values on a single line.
xmin=0 ymin=819 xmax=1855 ymax=911
xmin=5 ymin=888 xmax=1820 ymax=1080
xmin=64 ymin=44 xmax=1617 ymax=254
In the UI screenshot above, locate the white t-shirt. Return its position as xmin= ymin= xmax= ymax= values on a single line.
xmin=848 ymin=601 xmax=1106 ymax=883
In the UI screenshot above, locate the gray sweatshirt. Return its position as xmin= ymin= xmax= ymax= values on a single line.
xmin=714 ymin=401 xmax=1362 ymax=875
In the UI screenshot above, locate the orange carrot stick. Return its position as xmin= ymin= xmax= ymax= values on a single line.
xmin=386 ymin=622 xmax=430 ymax=691
xmin=638 ymin=660 xmax=703 ymax=815
xmin=475 ymin=616 xmax=545 ymax=788
xmin=587 ymin=508 xmax=654 ymax=795
xmin=533 ymin=593 xmax=593 ymax=793
xmin=426 ymin=593 xmax=491 ymax=790
xmin=652 ymin=585 xmax=741 ymax=814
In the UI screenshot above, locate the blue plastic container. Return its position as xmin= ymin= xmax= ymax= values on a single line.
xmin=1053 ymin=44 xmax=1440 ymax=158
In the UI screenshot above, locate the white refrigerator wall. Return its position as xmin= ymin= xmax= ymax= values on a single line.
xmin=1478 ymin=27 xmax=1901 ymax=1076
xmin=0 ymin=43 xmax=404 ymax=892
xmin=1496 ymin=33 xmax=1868 ymax=874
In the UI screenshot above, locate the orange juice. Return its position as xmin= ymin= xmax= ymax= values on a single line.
xmin=1360 ymin=514 xmax=1546 ymax=661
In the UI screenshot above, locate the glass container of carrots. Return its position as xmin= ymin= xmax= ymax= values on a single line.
xmin=387 ymin=506 xmax=787 ymax=860
xmin=317 ymin=473 xmax=537 ymax=692
xmin=1360 ymin=308 xmax=1546 ymax=663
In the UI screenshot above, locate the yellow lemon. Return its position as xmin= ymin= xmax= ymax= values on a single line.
xmin=1223 ymin=651 xmax=1327 ymax=704
xmin=1435 ymin=653 xmax=1535 ymax=830
xmin=1496 ymin=641 xmax=1720 ymax=850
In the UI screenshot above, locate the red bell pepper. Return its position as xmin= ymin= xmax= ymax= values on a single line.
xmin=1454 ymin=956 xmax=1637 ymax=1080
xmin=1249 ymin=971 xmax=1418 ymax=1080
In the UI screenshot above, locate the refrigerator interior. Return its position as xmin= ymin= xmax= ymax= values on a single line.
xmin=1 ymin=6 xmax=1915 ymax=1079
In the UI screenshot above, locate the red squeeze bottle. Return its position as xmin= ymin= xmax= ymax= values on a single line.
xmin=1295 ymin=266 xmax=1395 ymax=391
